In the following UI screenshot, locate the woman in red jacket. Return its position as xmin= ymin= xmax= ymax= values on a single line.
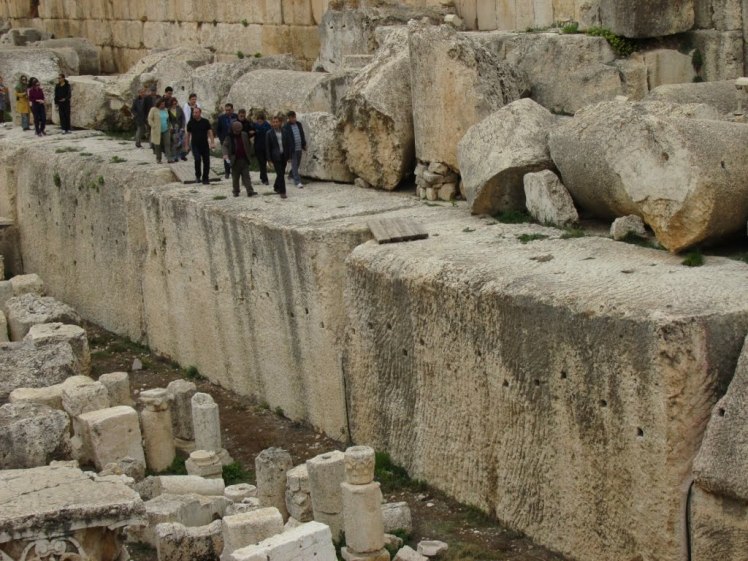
xmin=28 ymin=77 xmax=46 ymax=136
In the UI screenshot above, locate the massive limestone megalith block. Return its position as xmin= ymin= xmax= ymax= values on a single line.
xmin=0 ymin=401 xmax=71 ymax=469
xmin=338 ymin=27 xmax=414 ymax=190
xmin=599 ymin=0 xmax=694 ymax=38
xmin=298 ymin=112 xmax=355 ymax=183
xmin=549 ymin=101 xmax=748 ymax=252
xmin=408 ymin=22 xmax=527 ymax=170
xmin=0 ymin=341 xmax=81 ymax=400
xmin=646 ymin=79 xmax=739 ymax=115
xmin=458 ymin=98 xmax=555 ymax=215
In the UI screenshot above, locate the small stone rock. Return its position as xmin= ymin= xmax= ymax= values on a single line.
xmin=354 ymin=177 xmax=372 ymax=189
xmin=610 ymin=215 xmax=648 ymax=241
xmin=132 ymin=358 xmax=143 ymax=371
xmin=426 ymin=188 xmax=438 ymax=201
xmin=395 ymin=545 xmax=429 ymax=561
xmin=417 ymin=540 xmax=449 ymax=557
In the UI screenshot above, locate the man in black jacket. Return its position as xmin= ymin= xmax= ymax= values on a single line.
xmin=54 ymin=74 xmax=71 ymax=134
xmin=222 ymin=121 xmax=256 ymax=198
xmin=266 ymin=114 xmax=294 ymax=199
xmin=131 ymin=88 xmax=148 ymax=147
xmin=282 ymin=110 xmax=306 ymax=188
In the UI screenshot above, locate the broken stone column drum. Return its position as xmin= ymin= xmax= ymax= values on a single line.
xmin=255 ymin=447 xmax=293 ymax=520
xmin=341 ymin=481 xmax=386 ymax=554
xmin=139 ymin=388 xmax=175 ymax=472
xmin=191 ymin=392 xmax=222 ymax=452
xmin=307 ymin=450 xmax=346 ymax=542
xmin=167 ymin=378 xmax=196 ymax=441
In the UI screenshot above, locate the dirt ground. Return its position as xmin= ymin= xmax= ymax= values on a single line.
xmin=87 ymin=322 xmax=566 ymax=561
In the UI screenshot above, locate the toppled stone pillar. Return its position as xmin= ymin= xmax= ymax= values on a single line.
xmin=255 ymin=447 xmax=294 ymax=520
xmin=191 ymin=392 xmax=232 ymax=465
xmin=158 ymin=475 xmax=226 ymax=497
xmin=156 ymin=520 xmax=223 ymax=561
xmin=167 ymin=379 xmax=197 ymax=444
xmin=139 ymin=388 xmax=176 ymax=473
xmin=99 ymin=371 xmax=133 ymax=407
xmin=341 ymin=446 xmax=388 ymax=561
xmin=307 ymin=450 xmax=346 ymax=542
xmin=24 ymin=322 xmax=91 ymax=375
xmin=78 ymin=405 xmax=146 ymax=471
xmin=186 ymin=450 xmax=223 ymax=479
xmin=221 ymin=507 xmax=284 ymax=559
xmin=285 ymin=464 xmax=313 ymax=523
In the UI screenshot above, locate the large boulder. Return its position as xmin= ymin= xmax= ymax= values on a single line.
xmin=298 ymin=112 xmax=355 ymax=183
xmin=458 ymin=98 xmax=556 ymax=215
xmin=227 ymin=69 xmax=354 ymax=120
xmin=646 ymin=80 xmax=739 ymax=115
xmin=34 ymin=38 xmax=101 ymax=75
xmin=69 ymin=75 xmax=134 ymax=131
xmin=0 ymin=402 xmax=71 ymax=469
xmin=0 ymin=340 xmax=81 ymax=400
xmin=599 ymin=0 xmax=694 ymax=38
xmin=4 ymin=293 xmax=82 ymax=341
xmin=549 ymin=101 xmax=748 ymax=252
xmin=478 ymin=32 xmax=625 ymax=115
xmin=339 ymin=27 xmax=414 ymax=190
xmin=408 ymin=22 xmax=527 ymax=170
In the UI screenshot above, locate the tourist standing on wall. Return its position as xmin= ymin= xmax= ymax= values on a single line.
xmin=283 ymin=110 xmax=306 ymax=188
xmin=54 ymin=73 xmax=71 ymax=134
xmin=28 ymin=77 xmax=46 ymax=136
xmin=216 ymin=103 xmax=238 ymax=179
xmin=131 ymin=88 xmax=148 ymax=147
xmin=0 ymin=76 xmax=9 ymax=124
xmin=14 ymin=75 xmax=29 ymax=131
xmin=185 ymin=107 xmax=214 ymax=185
xmin=222 ymin=121 xmax=256 ymax=198
xmin=254 ymin=112 xmax=271 ymax=186
xmin=168 ymin=97 xmax=186 ymax=162
xmin=147 ymin=97 xmax=170 ymax=164
xmin=266 ymin=113 xmax=293 ymax=199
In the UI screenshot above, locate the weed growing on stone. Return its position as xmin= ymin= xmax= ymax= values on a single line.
xmin=241 ymin=19 xmax=249 ymax=27
xmin=185 ymin=365 xmax=204 ymax=381
xmin=495 ymin=210 xmax=532 ymax=224
xmin=259 ymin=401 xmax=270 ymax=410
xmin=110 ymin=155 xmax=127 ymax=163
xmin=619 ymin=232 xmax=662 ymax=250
xmin=55 ymin=146 xmax=79 ymax=153
xmin=103 ymin=130 xmax=135 ymax=141
xmin=275 ymin=406 xmax=285 ymax=417
xmin=560 ymin=227 xmax=585 ymax=239
xmin=236 ymin=51 xmax=245 ymax=59
xmin=517 ymin=233 xmax=549 ymax=244
xmin=561 ymin=21 xmax=579 ymax=34
xmin=682 ymin=249 xmax=704 ymax=267
xmin=212 ymin=195 xmax=227 ymax=200
xmin=586 ymin=27 xmax=636 ymax=57
xmin=462 ymin=227 xmax=475 ymax=233
xmin=223 ymin=461 xmax=253 ymax=485
xmin=254 ymin=52 xmax=262 ymax=58
xmin=53 ymin=172 xmax=61 ymax=187
xmin=80 ymin=152 xmax=92 ymax=157
xmin=375 ymin=451 xmax=428 ymax=493
xmin=97 ymin=176 xmax=105 ymax=186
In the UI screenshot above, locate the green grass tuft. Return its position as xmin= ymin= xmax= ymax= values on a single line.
xmin=495 ymin=209 xmax=532 ymax=224
xmin=560 ymin=227 xmax=585 ymax=239
xmin=517 ymin=233 xmax=549 ymax=244
xmin=223 ymin=461 xmax=253 ymax=485
xmin=682 ymin=249 xmax=704 ymax=267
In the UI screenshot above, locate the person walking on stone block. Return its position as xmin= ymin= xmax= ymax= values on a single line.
xmin=14 ymin=75 xmax=30 ymax=131
xmin=254 ymin=112 xmax=271 ymax=186
xmin=223 ymin=121 xmax=256 ymax=198
xmin=54 ymin=73 xmax=71 ymax=134
xmin=283 ymin=110 xmax=306 ymax=188
xmin=185 ymin=107 xmax=215 ymax=185
xmin=266 ymin=113 xmax=293 ymax=199
xmin=131 ymin=88 xmax=149 ymax=147
xmin=28 ymin=77 xmax=46 ymax=136
xmin=167 ymin=96 xmax=185 ymax=163
xmin=0 ymin=76 xmax=9 ymax=125
xmin=216 ymin=103 xmax=238 ymax=179
xmin=147 ymin=97 xmax=170 ymax=164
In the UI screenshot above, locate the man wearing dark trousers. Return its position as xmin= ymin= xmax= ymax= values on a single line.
xmin=265 ymin=114 xmax=294 ymax=199
xmin=216 ymin=103 xmax=238 ymax=179
xmin=253 ymin=112 xmax=271 ymax=185
xmin=54 ymin=73 xmax=71 ymax=134
xmin=223 ymin=121 xmax=256 ymax=198
xmin=185 ymin=107 xmax=215 ymax=185
xmin=283 ymin=110 xmax=306 ymax=188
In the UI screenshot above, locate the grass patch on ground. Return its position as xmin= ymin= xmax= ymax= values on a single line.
xmin=495 ymin=209 xmax=532 ymax=224
xmin=223 ymin=461 xmax=254 ymax=485
xmin=618 ymin=232 xmax=661 ymax=250
xmin=560 ymin=227 xmax=585 ymax=239
xmin=148 ymin=455 xmax=187 ymax=477
xmin=55 ymin=146 xmax=79 ymax=153
xmin=682 ymin=249 xmax=704 ymax=267
xmin=375 ymin=451 xmax=428 ymax=493
xmin=517 ymin=233 xmax=549 ymax=244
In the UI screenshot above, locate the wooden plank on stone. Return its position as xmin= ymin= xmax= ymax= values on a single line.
xmin=170 ymin=161 xmax=221 ymax=184
xmin=367 ymin=217 xmax=429 ymax=244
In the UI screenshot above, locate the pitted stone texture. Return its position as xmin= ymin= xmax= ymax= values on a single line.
xmin=225 ymin=498 xmax=262 ymax=517
xmin=225 ymin=484 xmax=257 ymax=503
xmin=339 ymin=28 xmax=414 ymax=190
xmin=9 ymin=273 xmax=44 ymax=296
xmin=192 ymin=392 xmax=222 ymax=452
xmin=689 ymin=486 xmax=748 ymax=561
xmin=341 ymin=547 xmax=390 ymax=561
xmin=523 ymin=170 xmax=578 ymax=228
xmin=228 ymin=521 xmax=336 ymax=561
xmin=685 ymin=29 xmax=745 ymax=82
xmin=599 ymin=0 xmax=694 ymax=37
xmin=256 ymin=447 xmax=294 ymax=520
xmin=693 ymin=334 xmax=748 ymax=500
xmin=646 ymin=80 xmax=740 ymax=115
xmin=166 ymin=379 xmax=196 ymax=441
xmin=24 ymin=322 xmax=90 ymax=375
xmin=381 ymin=502 xmax=412 ymax=534
xmin=100 ymin=456 xmax=146 ymax=481
xmin=344 ymin=446 xmax=376 ymax=485
xmin=35 ymin=37 xmax=101 ymax=75
xmin=610 ymin=215 xmax=648 ymax=241
xmin=408 ymin=22 xmax=527 ymax=169
xmin=694 ymin=0 xmax=743 ymax=30
xmin=285 ymin=464 xmax=313 ymax=522
xmin=297 ymin=112 xmax=355 ymax=183
xmin=4 ymin=293 xmax=81 ymax=341
xmin=393 ymin=546 xmax=426 ymax=561
xmin=140 ymin=403 xmax=176 ymax=473
xmin=307 ymin=450 xmax=346 ymax=516
xmin=642 ymin=49 xmax=697 ymax=89
xmin=99 ymin=371 xmax=133 ymax=407
xmin=549 ymin=101 xmax=748 ymax=252
xmin=78 ymin=405 xmax=145 ymax=471
xmin=341 ymin=481 xmax=386 ymax=554
xmin=458 ymin=99 xmax=555 ymax=215
xmin=9 ymin=383 xmax=63 ymax=410
xmin=221 ymin=507 xmax=284 ymax=559
xmin=0 ymin=340 xmax=80 ymax=401
xmin=62 ymin=379 xmax=109 ymax=418
xmin=156 ymin=520 xmax=223 ymax=561
xmin=0 ymin=402 xmax=71 ymax=469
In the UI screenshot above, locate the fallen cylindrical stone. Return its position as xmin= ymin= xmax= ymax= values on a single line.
xmin=307 ymin=450 xmax=346 ymax=515
xmin=341 ymin=481 xmax=386 ymax=554
xmin=186 ymin=449 xmax=223 ymax=479
xmin=159 ymin=475 xmax=225 ymax=496
xmin=255 ymin=447 xmax=293 ymax=520
xmin=225 ymin=483 xmax=257 ymax=503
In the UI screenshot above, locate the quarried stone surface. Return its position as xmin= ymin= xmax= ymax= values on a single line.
xmin=646 ymin=79 xmax=739 ymax=115
xmin=156 ymin=520 xmax=223 ymax=561
xmin=166 ymin=379 xmax=196 ymax=441
xmin=78 ymin=405 xmax=145 ymax=471
xmin=523 ymin=170 xmax=578 ymax=228
xmin=221 ymin=507 xmax=284 ymax=559
xmin=689 ymin=486 xmax=748 ymax=561
xmin=0 ymin=402 xmax=70 ymax=469
xmin=0 ymin=341 xmax=80 ymax=401
xmin=599 ymin=0 xmax=694 ymax=37
xmin=255 ymin=447 xmax=293 ymax=520
xmin=99 ymin=371 xmax=133 ymax=407
xmin=4 ymin=293 xmax=81 ymax=341
xmin=297 ymin=112 xmax=355 ymax=183
xmin=24 ymin=322 xmax=90 ymax=376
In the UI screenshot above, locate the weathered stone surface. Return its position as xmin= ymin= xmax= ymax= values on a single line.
xmin=381 ymin=502 xmax=412 ymax=534
xmin=226 ymin=69 xmax=353 ymax=118
xmin=694 ymin=0 xmax=743 ymax=30
xmin=523 ymin=170 xmax=578 ymax=228
xmin=642 ymin=49 xmax=697 ymax=89
xmin=458 ymin=98 xmax=555 ymax=215
xmin=341 ymin=481 xmax=385 ymax=554
xmin=159 ymin=475 xmax=226 ymax=497
xmin=689 ymin=486 xmax=748 ymax=561
xmin=228 ymin=521 xmax=336 ymax=561
xmin=68 ymin=75 xmax=134 ymax=131
xmin=693 ymin=334 xmax=748 ymax=500
xmin=0 ymin=340 xmax=80 ymax=400
xmin=394 ymin=546 xmax=427 ymax=561
xmin=417 ymin=540 xmax=448 ymax=556
xmin=10 ymin=273 xmax=44 ymax=297
xmin=78 ymin=405 xmax=145 ymax=471
xmin=256 ymin=447 xmax=293 ymax=520
xmin=9 ymin=383 xmax=63 ymax=409
xmin=0 ymin=465 xmax=144 ymax=542
xmin=225 ymin=483 xmax=257 ymax=503
xmin=408 ymin=22 xmax=527 ymax=169
xmin=646 ymin=79 xmax=739 ymax=115
xmin=297 ymin=112 xmax=355 ymax=183
xmin=222 ymin=507 xmax=284 ymax=559
xmin=599 ymin=0 xmax=694 ymax=37
xmin=0 ymin=47 xmax=66 ymax=112
xmin=25 ymin=322 xmax=90 ymax=375
xmin=156 ymin=520 xmax=223 ymax=561
xmin=549 ymin=101 xmax=747 ymax=252
xmin=339 ymin=28 xmax=414 ymax=190
xmin=100 ymin=456 xmax=146 ymax=481
xmin=99 ymin=371 xmax=133 ymax=406
xmin=285 ymin=464 xmax=313 ymax=522
xmin=185 ymin=450 xmax=223 ymax=479
xmin=344 ymin=445 xmax=375 ymax=485
xmin=36 ymin=37 xmax=101 ymax=75
xmin=0 ymin=402 xmax=70 ymax=468
xmin=686 ymin=30 xmax=744 ymax=82
xmin=62 ymin=379 xmax=109 ymax=418
xmin=477 ymin=32 xmax=622 ymax=115
xmin=4 ymin=293 xmax=81 ymax=341
xmin=610 ymin=215 xmax=647 ymax=241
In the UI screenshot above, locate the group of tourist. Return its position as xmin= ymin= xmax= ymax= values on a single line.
xmin=133 ymin=87 xmax=307 ymax=200
xmin=8 ymin=73 xmax=72 ymax=136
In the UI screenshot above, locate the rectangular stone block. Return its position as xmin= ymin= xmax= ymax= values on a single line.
xmin=78 ymin=406 xmax=145 ymax=470
xmin=229 ymin=521 xmax=336 ymax=561
xmin=456 ymin=0 xmax=478 ymax=29
xmin=62 ymin=380 xmax=109 ymax=417
xmin=156 ymin=520 xmax=224 ymax=561
xmin=478 ymin=0 xmax=499 ymax=30
xmin=221 ymin=507 xmax=284 ymax=558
